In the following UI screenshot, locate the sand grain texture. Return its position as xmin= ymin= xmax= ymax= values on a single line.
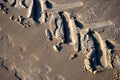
xmin=0 ymin=0 xmax=120 ymax=80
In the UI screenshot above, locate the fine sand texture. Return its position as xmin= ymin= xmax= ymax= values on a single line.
xmin=0 ymin=0 xmax=120 ymax=80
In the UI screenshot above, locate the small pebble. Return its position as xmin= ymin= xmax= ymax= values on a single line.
xmin=93 ymin=71 xmax=97 ymax=74
xmin=69 ymin=53 xmax=78 ymax=60
xmin=53 ymin=45 xmax=59 ymax=52
xmin=10 ymin=15 xmax=15 ymax=20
